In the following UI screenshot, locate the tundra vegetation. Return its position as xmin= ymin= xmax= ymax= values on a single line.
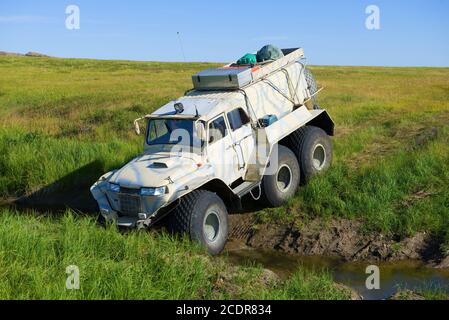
xmin=0 ymin=55 xmax=448 ymax=299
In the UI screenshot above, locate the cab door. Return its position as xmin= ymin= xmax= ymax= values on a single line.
xmin=226 ymin=108 xmax=255 ymax=175
xmin=206 ymin=114 xmax=240 ymax=185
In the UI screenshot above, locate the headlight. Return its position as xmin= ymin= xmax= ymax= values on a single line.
xmin=108 ymin=183 xmax=120 ymax=193
xmin=140 ymin=186 xmax=167 ymax=196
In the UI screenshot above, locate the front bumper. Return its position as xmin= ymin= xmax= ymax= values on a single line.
xmin=91 ymin=178 xmax=169 ymax=229
xmin=100 ymin=208 xmax=149 ymax=228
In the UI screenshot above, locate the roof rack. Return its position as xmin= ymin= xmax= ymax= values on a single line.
xmin=192 ymin=48 xmax=304 ymax=91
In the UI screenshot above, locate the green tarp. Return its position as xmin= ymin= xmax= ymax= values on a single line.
xmin=256 ymin=45 xmax=284 ymax=62
xmin=237 ymin=53 xmax=257 ymax=65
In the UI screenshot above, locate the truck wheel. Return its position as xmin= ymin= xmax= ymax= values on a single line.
xmin=304 ymin=68 xmax=320 ymax=110
xmin=291 ymin=126 xmax=333 ymax=182
xmin=168 ymin=190 xmax=228 ymax=255
xmin=262 ymin=145 xmax=300 ymax=207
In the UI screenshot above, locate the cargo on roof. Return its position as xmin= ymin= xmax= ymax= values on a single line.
xmin=150 ymin=47 xmax=308 ymax=121
xmin=192 ymin=48 xmax=304 ymax=90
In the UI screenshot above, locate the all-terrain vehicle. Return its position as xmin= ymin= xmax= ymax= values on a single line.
xmin=91 ymin=47 xmax=334 ymax=255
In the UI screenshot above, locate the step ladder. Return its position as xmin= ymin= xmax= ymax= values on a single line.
xmin=232 ymin=181 xmax=260 ymax=199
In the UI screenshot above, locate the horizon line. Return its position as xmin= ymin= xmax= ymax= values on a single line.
xmin=1 ymin=51 xmax=449 ymax=68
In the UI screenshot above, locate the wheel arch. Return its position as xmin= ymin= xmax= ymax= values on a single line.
xmin=305 ymin=110 xmax=334 ymax=136
xmin=197 ymin=178 xmax=236 ymax=207
xmin=279 ymin=110 xmax=334 ymax=150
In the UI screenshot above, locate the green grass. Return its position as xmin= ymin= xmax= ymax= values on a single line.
xmin=297 ymin=128 xmax=449 ymax=235
xmin=0 ymin=209 xmax=349 ymax=300
xmin=256 ymin=66 xmax=449 ymax=245
xmin=0 ymin=56 xmax=220 ymax=199
xmin=393 ymin=288 xmax=449 ymax=300
xmin=419 ymin=288 xmax=449 ymax=300
xmin=0 ymin=55 xmax=448 ymax=299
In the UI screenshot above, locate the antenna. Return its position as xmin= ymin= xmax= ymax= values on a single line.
xmin=177 ymin=31 xmax=186 ymax=62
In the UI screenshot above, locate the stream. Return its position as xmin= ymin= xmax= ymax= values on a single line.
xmin=225 ymin=241 xmax=449 ymax=300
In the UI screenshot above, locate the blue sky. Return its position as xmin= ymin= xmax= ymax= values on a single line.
xmin=1 ymin=0 xmax=448 ymax=66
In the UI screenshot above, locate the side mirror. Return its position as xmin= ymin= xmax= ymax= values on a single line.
xmin=134 ymin=117 xmax=145 ymax=135
xmin=196 ymin=121 xmax=207 ymax=143
xmin=134 ymin=120 xmax=141 ymax=135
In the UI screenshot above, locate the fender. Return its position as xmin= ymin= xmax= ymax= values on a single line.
xmin=257 ymin=108 xmax=335 ymax=177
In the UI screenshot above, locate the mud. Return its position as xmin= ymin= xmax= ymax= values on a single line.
xmin=228 ymin=213 xmax=448 ymax=267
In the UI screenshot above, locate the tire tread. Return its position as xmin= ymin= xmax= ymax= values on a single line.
xmin=290 ymin=126 xmax=332 ymax=181
xmin=169 ymin=190 xmax=204 ymax=234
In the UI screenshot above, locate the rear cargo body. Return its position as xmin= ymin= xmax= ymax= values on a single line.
xmin=160 ymin=48 xmax=311 ymax=126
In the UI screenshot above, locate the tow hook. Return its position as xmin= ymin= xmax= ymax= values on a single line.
xmin=136 ymin=214 xmax=153 ymax=229
xmin=138 ymin=213 xmax=148 ymax=220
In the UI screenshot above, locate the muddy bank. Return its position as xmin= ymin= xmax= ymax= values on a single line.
xmin=228 ymin=213 xmax=448 ymax=268
xmin=225 ymin=240 xmax=449 ymax=300
xmin=4 ymin=195 xmax=448 ymax=268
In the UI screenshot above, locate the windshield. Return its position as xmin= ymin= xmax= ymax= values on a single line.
xmin=146 ymin=118 xmax=203 ymax=152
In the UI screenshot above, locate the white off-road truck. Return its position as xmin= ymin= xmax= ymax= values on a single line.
xmin=91 ymin=48 xmax=334 ymax=255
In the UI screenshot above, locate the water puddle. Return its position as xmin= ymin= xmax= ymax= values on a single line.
xmin=225 ymin=241 xmax=449 ymax=300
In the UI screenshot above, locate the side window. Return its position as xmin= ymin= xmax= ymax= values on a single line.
xmin=227 ymin=108 xmax=250 ymax=131
xmin=208 ymin=116 xmax=227 ymax=144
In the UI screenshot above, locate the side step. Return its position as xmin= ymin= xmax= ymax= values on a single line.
xmin=232 ymin=181 xmax=260 ymax=198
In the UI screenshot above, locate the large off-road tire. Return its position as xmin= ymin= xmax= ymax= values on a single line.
xmin=290 ymin=126 xmax=333 ymax=182
xmin=261 ymin=145 xmax=300 ymax=207
xmin=304 ymin=68 xmax=320 ymax=110
xmin=168 ymin=190 xmax=228 ymax=255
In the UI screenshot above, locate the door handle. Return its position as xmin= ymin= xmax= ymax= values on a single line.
xmin=235 ymin=134 xmax=253 ymax=145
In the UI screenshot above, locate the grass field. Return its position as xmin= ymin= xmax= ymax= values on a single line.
xmin=0 ymin=209 xmax=349 ymax=299
xmin=0 ymin=55 xmax=448 ymax=299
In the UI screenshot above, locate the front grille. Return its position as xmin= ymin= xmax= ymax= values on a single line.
xmin=120 ymin=187 xmax=140 ymax=195
xmin=118 ymin=194 xmax=142 ymax=216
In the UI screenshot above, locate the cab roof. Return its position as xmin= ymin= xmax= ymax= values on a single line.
xmin=151 ymin=90 xmax=244 ymax=121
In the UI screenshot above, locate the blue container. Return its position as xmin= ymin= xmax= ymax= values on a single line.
xmin=260 ymin=114 xmax=278 ymax=127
